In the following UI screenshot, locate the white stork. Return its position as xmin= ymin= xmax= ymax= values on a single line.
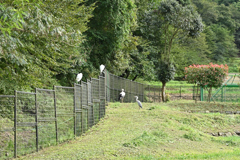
xmin=119 ymin=89 xmax=125 ymax=103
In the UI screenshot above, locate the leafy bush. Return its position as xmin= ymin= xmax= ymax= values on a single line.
xmin=185 ymin=63 xmax=228 ymax=102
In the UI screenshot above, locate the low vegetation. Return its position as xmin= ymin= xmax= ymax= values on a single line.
xmin=17 ymin=100 xmax=240 ymax=160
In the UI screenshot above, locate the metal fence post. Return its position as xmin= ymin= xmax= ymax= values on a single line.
xmin=14 ymin=90 xmax=17 ymax=158
xmin=81 ymin=83 xmax=83 ymax=134
xmin=53 ymin=86 xmax=58 ymax=144
xmin=98 ymin=78 xmax=101 ymax=121
xmin=73 ymin=84 xmax=76 ymax=136
xmin=35 ymin=88 xmax=39 ymax=152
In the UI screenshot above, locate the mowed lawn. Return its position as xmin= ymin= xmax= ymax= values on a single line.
xmin=17 ymin=101 xmax=240 ymax=160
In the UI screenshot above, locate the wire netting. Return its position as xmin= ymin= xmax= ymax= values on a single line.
xmin=203 ymin=85 xmax=240 ymax=103
xmin=87 ymin=80 xmax=94 ymax=128
xmin=81 ymin=82 xmax=88 ymax=133
xmin=100 ymin=76 xmax=106 ymax=118
xmin=105 ymin=70 xmax=111 ymax=103
xmin=0 ymin=73 xmax=107 ymax=159
xmin=105 ymin=71 xmax=145 ymax=103
xmin=168 ymin=86 xmax=197 ymax=101
xmin=144 ymin=85 xmax=161 ymax=102
xmin=0 ymin=69 xmax=209 ymax=159
xmin=55 ymin=86 xmax=75 ymax=142
xmin=36 ymin=89 xmax=56 ymax=149
xmin=0 ymin=95 xmax=14 ymax=159
xmin=92 ymin=78 xmax=100 ymax=125
xmin=15 ymin=91 xmax=36 ymax=156
xmin=74 ymin=84 xmax=82 ymax=136
xmin=201 ymin=75 xmax=240 ymax=103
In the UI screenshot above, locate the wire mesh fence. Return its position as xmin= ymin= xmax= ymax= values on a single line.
xmin=104 ymin=70 xmax=199 ymax=103
xmin=201 ymin=74 xmax=240 ymax=103
xmin=0 ymin=69 xmax=216 ymax=159
xmin=0 ymin=95 xmax=15 ymax=159
xmin=15 ymin=91 xmax=37 ymax=156
xmin=202 ymin=85 xmax=240 ymax=103
xmin=0 ymin=75 xmax=106 ymax=159
xmin=55 ymin=86 xmax=75 ymax=143
xmin=105 ymin=71 xmax=144 ymax=102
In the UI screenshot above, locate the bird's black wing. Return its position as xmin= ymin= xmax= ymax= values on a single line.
xmin=119 ymin=93 xmax=122 ymax=100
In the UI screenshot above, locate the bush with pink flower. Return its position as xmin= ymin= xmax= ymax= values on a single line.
xmin=185 ymin=63 xmax=228 ymax=102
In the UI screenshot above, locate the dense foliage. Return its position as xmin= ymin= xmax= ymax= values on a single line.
xmin=0 ymin=0 xmax=95 ymax=94
xmin=1 ymin=0 xmax=240 ymax=95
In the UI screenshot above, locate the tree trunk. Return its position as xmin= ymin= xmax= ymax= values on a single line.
xmin=208 ymin=86 xmax=212 ymax=102
xmin=162 ymin=82 xmax=166 ymax=102
xmin=195 ymin=85 xmax=199 ymax=103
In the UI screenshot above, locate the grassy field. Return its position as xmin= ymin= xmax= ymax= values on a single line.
xmin=145 ymin=80 xmax=193 ymax=87
xmin=17 ymin=100 xmax=240 ymax=160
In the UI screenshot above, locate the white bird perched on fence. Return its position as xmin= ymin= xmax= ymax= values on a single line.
xmin=100 ymin=64 xmax=105 ymax=73
xmin=134 ymin=96 xmax=142 ymax=109
xmin=100 ymin=64 xmax=105 ymax=76
xmin=76 ymin=73 xmax=83 ymax=83
xmin=119 ymin=89 xmax=125 ymax=103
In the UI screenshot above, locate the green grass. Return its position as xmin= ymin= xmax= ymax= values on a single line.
xmin=16 ymin=100 xmax=240 ymax=160
xmin=146 ymin=80 xmax=193 ymax=87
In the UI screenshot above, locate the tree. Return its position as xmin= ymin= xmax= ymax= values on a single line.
xmin=171 ymin=32 xmax=211 ymax=79
xmin=84 ymin=0 xmax=137 ymax=74
xmin=141 ymin=0 xmax=204 ymax=102
xmin=157 ymin=61 xmax=176 ymax=102
xmin=185 ymin=63 xmax=228 ymax=102
xmin=192 ymin=0 xmax=219 ymax=26
xmin=205 ymin=24 xmax=238 ymax=62
xmin=0 ymin=0 xmax=95 ymax=94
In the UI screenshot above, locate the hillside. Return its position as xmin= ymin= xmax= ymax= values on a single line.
xmin=17 ymin=101 xmax=240 ymax=160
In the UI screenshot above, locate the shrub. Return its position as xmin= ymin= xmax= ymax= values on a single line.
xmin=184 ymin=63 xmax=228 ymax=102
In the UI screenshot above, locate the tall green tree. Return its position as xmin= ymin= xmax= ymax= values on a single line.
xmin=141 ymin=0 xmax=203 ymax=102
xmin=205 ymin=24 xmax=238 ymax=61
xmin=193 ymin=0 xmax=240 ymax=60
xmin=0 ymin=0 xmax=95 ymax=94
xmin=85 ymin=0 xmax=137 ymax=75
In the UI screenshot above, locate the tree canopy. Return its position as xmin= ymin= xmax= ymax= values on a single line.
xmin=1 ymin=0 xmax=240 ymax=94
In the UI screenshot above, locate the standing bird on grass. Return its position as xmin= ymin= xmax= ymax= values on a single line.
xmin=134 ymin=96 xmax=142 ymax=109
xmin=119 ymin=89 xmax=125 ymax=103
